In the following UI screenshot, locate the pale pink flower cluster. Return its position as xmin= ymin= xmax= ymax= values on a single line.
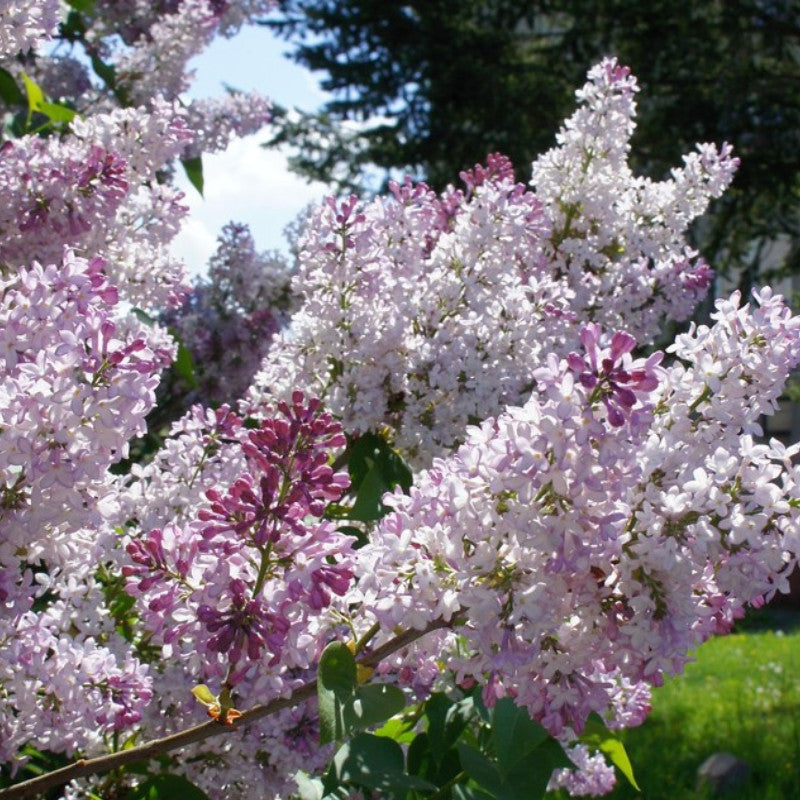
xmin=531 ymin=61 xmax=739 ymax=338
xmin=0 ymin=0 xmax=59 ymax=58
xmin=0 ymin=251 xmax=172 ymax=766
xmin=548 ymin=744 xmax=618 ymax=797
xmin=206 ymin=221 xmax=294 ymax=315
xmin=111 ymin=0 xmax=224 ymax=104
xmin=0 ymin=101 xmax=193 ymax=308
xmin=0 ymin=4 xmax=281 ymax=313
xmin=0 ymin=138 xmax=129 ymax=263
xmin=344 ymin=290 xmax=800 ymax=749
xmin=115 ymin=404 xmax=248 ymax=534
xmin=0 ymin=43 xmax=795 ymax=800
xmin=79 ymin=0 xmax=277 ymax=108
xmin=167 ymin=702 xmax=333 ymax=800
xmin=250 ymin=59 xmax=738 ymax=466
xmin=183 ymin=92 xmax=273 ymax=159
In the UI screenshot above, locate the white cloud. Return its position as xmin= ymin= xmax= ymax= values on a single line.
xmin=173 ymin=24 xmax=334 ymax=276
xmin=172 ymin=134 xmax=329 ymax=275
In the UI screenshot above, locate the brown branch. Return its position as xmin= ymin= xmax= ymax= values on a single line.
xmin=0 ymin=616 xmax=456 ymax=800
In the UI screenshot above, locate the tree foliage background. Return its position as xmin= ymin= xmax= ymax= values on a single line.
xmin=266 ymin=0 xmax=800 ymax=280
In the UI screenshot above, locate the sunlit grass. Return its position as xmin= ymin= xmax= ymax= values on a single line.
xmin=600 ymin=608 xmax=800 ymax=800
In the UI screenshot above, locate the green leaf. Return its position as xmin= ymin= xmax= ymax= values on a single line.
xmin=21 ymin=73 xmax=77 ymax=128
xmin=128 ymin=775 xmax=211 ymax=800
xmin=426 ymin=693 xmax=474 ymax=762
xmin=348 ymin=433 xmax=412 ymax=493
xmin=181 ymin=156 xmax=204 ymax=196
xmin=458 ymin=725 xmax=569 ymax=800
xmin=490 ymin=698 xmax=550 ymax=776
xmin=374 ymin=714 xmax=416 ymax=745
xmin=191 ymin=684 xmax=217 ymax=706
xmin=21 ymin=73 xmax=44 ymax=116
xmin=66 ymin=0 xmax=95 ymax=10
xmin=60 ymin=10 xmax=87 ymax=42
xmin=173 ymin=341 xmax=198 ymax=388
xmin=347 ymin=460 xmax=392 ymax=522
xmin=90 ymin=52 xmax=117 ymax=89
xmin=502 ymin=737 xmax=571 ymax=800
xmin=452 ymin=786 xmax=496 ymax=800
xmin=580 ymin=713 xmax=640 ymax=791
xmin=345 ymin=683 xmax=406 ymax=730
xmin=21 ymin=72 xmax=45 ymax=127
xmin=330 ymin=433 xmax=413 ymax=523
xmin=318 ymin=646 xmax=404 ymax=743
xmin=334 ymin=523 xmax=369 ymax=548
xmin=0 ymin=67 xmax=23 ymax=106
xmin=317 ymin=641 xmax=357 ymax=744
xmin=131 ymin=308 xmax=156 ymax=326
xmin=332 ymin=734 xmax=437 ymax=797
xmin=12 ymin=746 xmax=69 ymax=779
xmin=38 ymin=101 xmax=77 ymax=123
xmin=457 ymin=743 xmax=503 ymax=797
xmin=406 ymin=732 xmax=430 ymax=777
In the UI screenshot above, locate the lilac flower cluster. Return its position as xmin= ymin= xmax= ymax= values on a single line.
xmin=346 ymin=289 xmax=800 ymax=753
xmin=0 ymin=0 xmax=59 ymax=58
xmin=250 ymin=59 xmax=738 ymax=465
xmin=120 ymin=393 xmax=354 ymax=794
xmin=530 ymin=61 xmax=736 ymax=335
xmin=0 ymin=251 xmax=172 ymax=765
xmin=65 ymin=0 xmax=278 ymax=106
xmin=0 ymin=1 xmax=329 ymax=792
xmin=183 ymin=92 xmax=274 ymax=160
xmin=163 ymin=222 xmax=294 ymax=407
xmin=0 ymin=138 xmax=128 ymax=258
xmin=0 ymin=32 xmax=797 ymax=800
xmin=0 ymin=3 xmax=280 ymax=312
xmin=0 ymin=100 xmax=194 ymax=308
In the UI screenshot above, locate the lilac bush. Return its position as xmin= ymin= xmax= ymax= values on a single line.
xmin=0 ymin=4 xmax=798 ymax=800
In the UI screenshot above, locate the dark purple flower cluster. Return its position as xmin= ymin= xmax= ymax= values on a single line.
xmin=199 ymin=392 xmax=349 ymax=547
xmin=124 ymin=393 xmax=355 ymax=684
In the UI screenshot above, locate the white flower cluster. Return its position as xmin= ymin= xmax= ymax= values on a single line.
xmin=161 ymin=223 xmax=294 ymax=407
xmin=183 ymin=92 xmax=273 ymax=160
xmin=0 ymin=0 xmax=59 ymax=59
xmin=112 ymin=0 xmax=221 ymax=104
xmin=0 ymin=100 xmax=193 ymax=308
xmin=531 ymin=61 xmax=735 ymax=338
xmin=78 ymin=0 xmax=277 ymax=108
xmin=249 ymin=60 xmax=738 ymax=466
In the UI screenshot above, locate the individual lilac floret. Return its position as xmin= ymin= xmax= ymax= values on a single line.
xmin=565 ymin=323 xmax=663 ymax=426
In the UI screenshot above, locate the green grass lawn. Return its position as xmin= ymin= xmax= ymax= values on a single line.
xmin=598 ymin=607 xmax=800 ymax=800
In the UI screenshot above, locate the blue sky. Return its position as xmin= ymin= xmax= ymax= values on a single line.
xmin=172 ymin=25 xmax=332 ymax=272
